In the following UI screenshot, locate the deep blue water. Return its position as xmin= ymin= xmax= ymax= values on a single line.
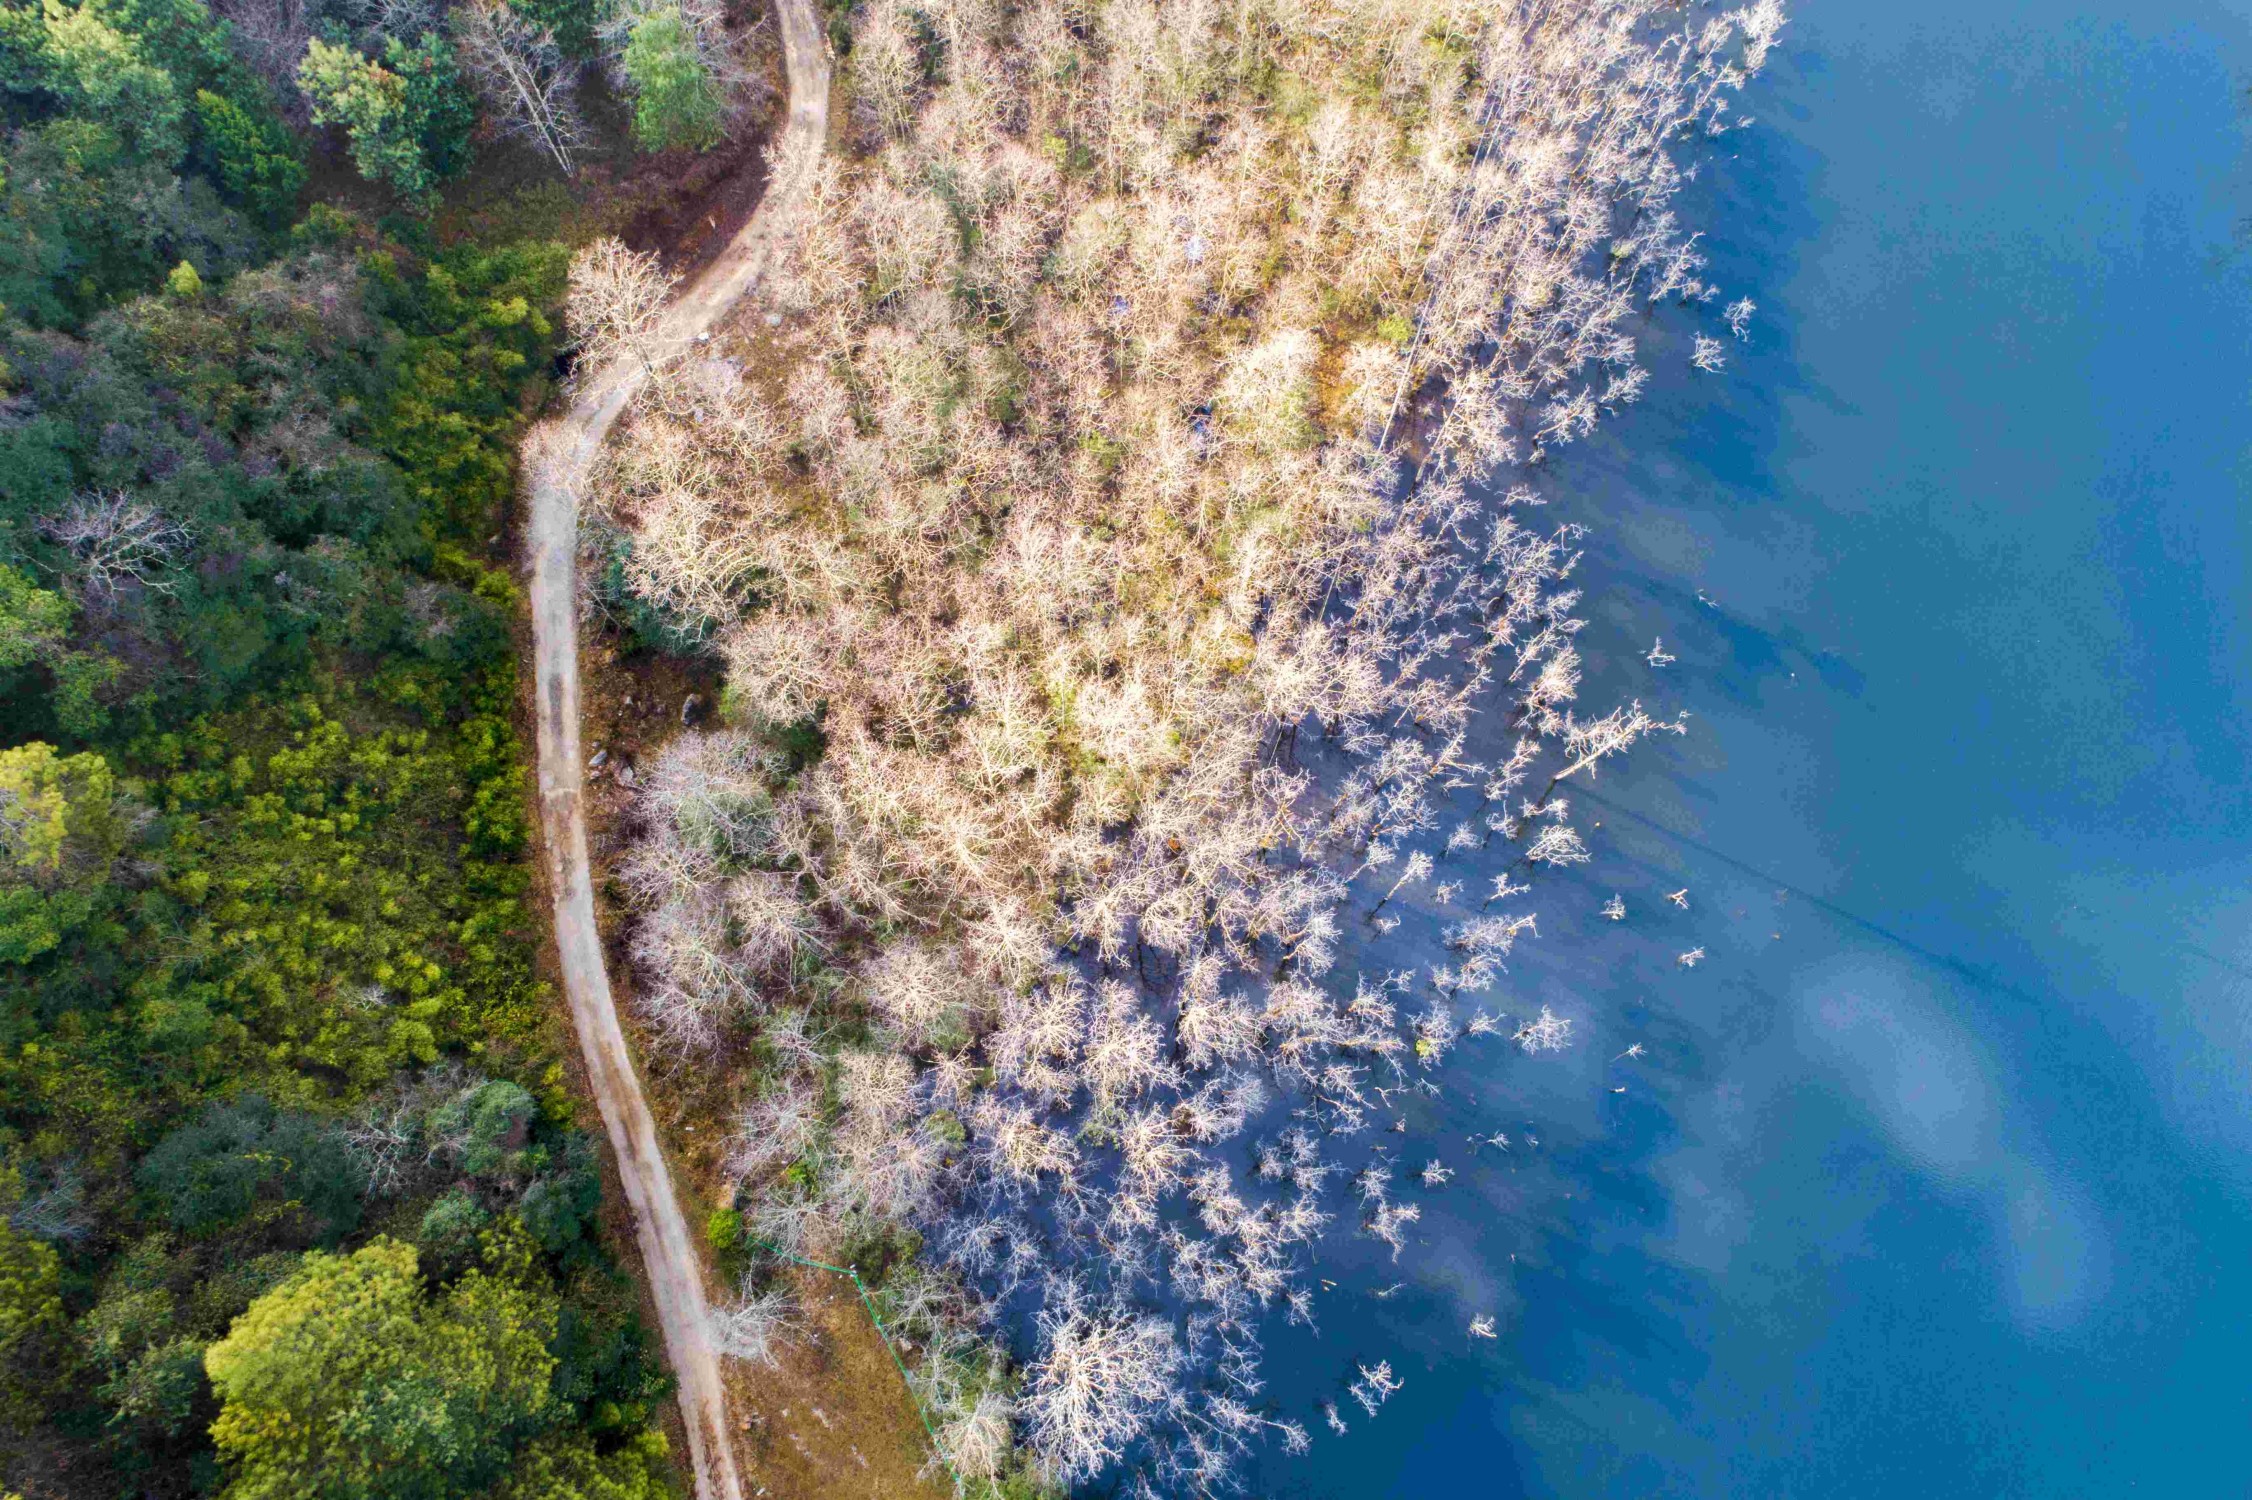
xmin=1242 ymin=4 xmax=2252 ymax=1495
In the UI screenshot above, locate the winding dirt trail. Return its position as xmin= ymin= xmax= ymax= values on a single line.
xmin=522 ymin=10 xmax=828 ymax=1500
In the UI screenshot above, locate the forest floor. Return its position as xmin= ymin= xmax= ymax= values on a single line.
xmin=523 ymin=2 xmax=948 ymax=1498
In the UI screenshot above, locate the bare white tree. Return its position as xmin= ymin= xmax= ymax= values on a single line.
xmin=936 ymin=1384 xmax=1017 ymax=1483
xmin=5 ymin=1163 xmax=92 ymax=1243
xmin=711 ymin=1283 xmax=808 ymax=1366
xmin=1022 ymin=1295 xmax=1183 ymax=1484
xmin=725 ymin=870 xmax=823 ymax=975
xmin=728 ymin=1077 xmax=820 ymax=1178
xmin=1521 ymin=824 xmax=1591 ymax=870
xmin=1369 ymin=848 xmax=1433 ymax=919
xmin=1513 ymin=1006 xmax=1575 ymax=1054
xmin=452 ymin=0 xmax=588 ymax=174
xmin=1551 ymin=703 xmax=1688 ymax=790
xmin=568 ymin=238 xmax=680 ymax=382
xmin=211 ymin=0 xmax=315 ymax=105
xmin=1348 ymin=1360 xmax=1403 ymax=1418
xmin=40 ymin=493 xmax=192 ymax=602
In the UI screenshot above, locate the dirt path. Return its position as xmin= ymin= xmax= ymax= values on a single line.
xmin=522 ymin=8 xmax=829 ymax=1500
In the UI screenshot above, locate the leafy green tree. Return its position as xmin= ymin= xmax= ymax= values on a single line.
xmin=0 ymin=116 xmax=256 ymax=324
xmin=489 ymin=1429 xmax=674 ymax=1500
xmin=383 ymin=32 xmax=474 ymax=183
xmin=0 ymin=0 xmax=268 ymax=319
xmin=0 ymin=565 xmax=68 ymax=670
xmin=0 ymin=224 xmax=563 ymax=726
xmin=502 ymin=0 xmax=601 ymax=58
xmin=0 ymin=740 xmax=124 ymax=961
xmin=0 ymin=0 xmax=48 ymax=91
xmin=295 ymin=34 xmax=473 ymax=198
xmin=0 ymin=202 xmax=662 ymax=1494
xmin=2 ymin=558 xmax=123 ymax=736
xmin=67 ymin=0 xmax=246 ymax=101
xmin=0 ymin=738 xmax=125 ymax=878
xmin=48 ymin=646 xmax=122 ymax=735
xmin=298 ymin=39 xmax=427 ymax=194
xmin=619 ymin=6 xmax=722 ymax=152
xmin=31 ymin=0 xmax=186 ymax=163
xmin=78 ymin=1235 xmax=178 ymax=1376
xmin=418 ymin=1187 xmax=491 ymax=1267
xmin=76 ymin=1234 xmax=213 ymax=1440
xmin=371 ymin=237 xmax=567 ymax=536
xmin=136 ymin=1097 xmax=366 ymax=1243
xmin=515 ymin=1137 xmax=602 ymax=1258
xmin=429 ymin=1078 xmax=537 ymax=1175
xmin=204 ymin=1237 xmax=560 ymax=1500
xmin=0 ymin=1213 xmax=64 ymax=1420
xmin=192 ymin=88 xmax=305 ymax=225
xmin=103 ymin=1336 xmax=206 ymax=1436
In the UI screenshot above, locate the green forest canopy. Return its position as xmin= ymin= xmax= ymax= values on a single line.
xmin=0 ymin=0 xmax=738 ymax=1490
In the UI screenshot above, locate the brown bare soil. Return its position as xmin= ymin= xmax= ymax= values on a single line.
xmin=727 ymin=1268 xmax=950 ymax=1500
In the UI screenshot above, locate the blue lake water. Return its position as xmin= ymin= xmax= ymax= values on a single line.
xmin=1240 ymin=3 xmax=2252 ymax=1495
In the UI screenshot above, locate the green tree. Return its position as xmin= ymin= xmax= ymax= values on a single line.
xmin=0 ymin=741 xmax=125 ymax=960
xmin=619 ymin=7 xmax=722 ymax=153
xmin=192 ymin=88 xmax=305 ymax=225
xmin=383 ymin=32 xmax=474 ymax=183
xmin=32 ymin=0 xmax=186 ymax=163
xmin=0 ymin=0 xmax=264 ymax=318
xmin=0 ymin=1214 xmax=64 ymax=1420
xmin=295 ymin=35 xmax=471 ymax=198
xmin=515 ymin=1140 xmax=601 ymax=1258
xmin=0 ymin=565 xmax=68 ymax=671
xmin=298 ymin=39 xmax=427 ymax=194
xmin=0 ymin=740 xmax=122 ymax=880
xmin=489 ymin=1429 xmax=673 ymax=1500
xmin=0 ymin=0 xmax=48 ymax=91
xmin=137 ymin=1097 xmax=366 ymax=1243
xmin=47 ymin=646 xmax=122 ymax=736
xmin=502 ymin=0 xmax=600 ymax=58
xmin=77 ymin=1234 xmax=212 ymax=1440
xmin=428 ymin=1078 xmax=536 ymax=1176
xmin=103 ymin=1337 xmax=206 ymax=1436
xmin=0 ymin=114 xmax=256 ymax=324
xmin=204 ymin=1237 xmax=560 ymax=1500
xmin=371 ymin=237 xmax=567 ymax=536
xmin=0 ymin=204 xmax=660 ymax=1493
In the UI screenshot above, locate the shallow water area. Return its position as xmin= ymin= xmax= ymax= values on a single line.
xmin=1241 ymin=2 xmax=2252 ymax=1495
